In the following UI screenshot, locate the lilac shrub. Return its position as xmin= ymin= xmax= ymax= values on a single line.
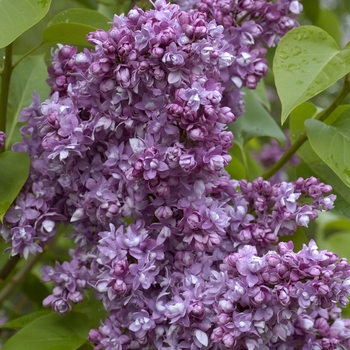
xmin=1 ymin=0 xmax=350 ymax=349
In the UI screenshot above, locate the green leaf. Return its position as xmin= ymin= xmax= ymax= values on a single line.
xmin=0 ymin=0 xmax=52 ymax=48
xmin=0 ymin=311 xmax=50 ymax=330
xmin=279 ymin=227 xmax=309 ymax=252
xmin=48 ymin=8 xmax=110 ymax=31
xmin=290 ymin=103 xmax=350 ymax=220
xmin=226 ymin=154 xmax=246 ymax=180
xmin=305 ymin=112 xmax=350 ymax=188
xmin=229 ymin=88 xmax=285 ymax=149
xmin=77 ymin=343 xmax=94 ymax=350
xmin=74 ymin=290 xmax=107 ymax=329
xmin=42 ymin=23 xmax=97 ymax=47
xmin=0 ymin=151 xmax=30 ymax=221
xmin=302 ymin=0 xmax=320 ymax=23
xmin=7 ymin=55 xmax=50 ymax=148
xmin=318 ymin=232 xmax=350 ymax=262
xmin=274 ymin=25 xmax=350 ymax=124
xmin=22 ymin=273 xmax=51 ymax=307
xmin=315 ymin=9 xmax=341 ymax=45
xmin=252 ymin=79 xmax=271 ymax=111
xmin=74 ymin=0 xmax=98 ymax=10
xmin=2 ymin=312 xmax=90 ymax=350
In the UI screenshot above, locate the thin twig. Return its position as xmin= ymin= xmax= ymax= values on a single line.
xmin=0 ymin=254 xmax=42 ymax=306
xmin=12 ymin=44 xmax=43 ymax=70
xmin=0 ymin=255 xmax=21 ymax=283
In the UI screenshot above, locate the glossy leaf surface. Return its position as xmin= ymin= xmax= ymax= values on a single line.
xmin=305 ymin=111 xmax=350 ymax=188
xmin=0 ymin=0 xmax=52 ymax=48
xmin=2 ymin=312 xmax=89 ymax=350
xmin=0 ymin=151 xmax=30 ymax=221
xmin=274 ymin=26 xmax=350 ymax=123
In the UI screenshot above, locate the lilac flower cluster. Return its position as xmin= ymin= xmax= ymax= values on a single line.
xmin=211 ymin=240 xmax=350 ymax=349
xmin=175 ymin=0 xmax=302 ymax=115
xmin=0 ymin=0 xmax=348 ymax=349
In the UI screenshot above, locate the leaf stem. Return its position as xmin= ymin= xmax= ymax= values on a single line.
xmin=12 ymin=44 xmax=43 ymax=70
xmin=0 ymin=43 xmax=13 ymax=153
xmin=0 ymin=253 xmax=42 ymax=306
xmin=261 ymin=74 xmax=350 ymax=180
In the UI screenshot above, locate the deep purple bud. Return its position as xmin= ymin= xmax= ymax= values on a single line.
xmin=155 ymin=206 xmax=173 ymax=220
xmin=315 ymin=318 xmax=330 ymax=337
xmin=217 ymin=313 xmax=230 ymax=325
xmin=113 ymin=260 xmax=129 ymax=276
xmin=69 ymin=291 xmax=84 ymax=304
xmin=89 ymin=329 xmax=100 ymax=343
xmin=187 ymin=212 xmax=201 ymax=229
xmin=211 ymin=327 xmax=224 ymax=343
xmin=179 ymin=154 xmax=197 ymax=172
xmin=190 ymin=301 xmax=205 ymax=319
xmin=113 ymin=279 xmax=127 ymax=295
xmin=222 ymin=333 xmax=235 ymax=348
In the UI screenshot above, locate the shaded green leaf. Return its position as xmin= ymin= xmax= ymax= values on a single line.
xmin=22 ymin=273 xmax=51 ymax=307
xmin=7 ymin=55 xmax=50 ymax=148
xmin=226 ymin=154 xmax=246 ymax=180
xmin=74 ymin=0 xmax=98 ymax=10
xmin=274 ymin=25 xmax=350 ymax=124
xmin=2 ymin=312 xmax=89 ymax=350
xmin=77 ymin=342 xmax=94 ymax=350
xmin=290 ymin=103 xmax=350 ymax=220
xmin=48 ymin=8 xmax=110 ymax=31
xmin=0 ymin=0 xmax=52 ymax=48
xmin=74 ymin=290 xmax=107 ymax=329
xmin=0 ymin=151 xmax=30 ymax=221
xmin=318 ymin=232 xmax=350 ymax=262
xmin=0 ymin=311 xmax=50 ymax=330
xmin=42 ymin=23 xmax=96 ymax=47
xmin=302 ymin=0 xmax=320 ymax=23
xmin=252 ymin=79 xmax=271 ymax=111
xmin=315 ymin=9 xmax=341 ymax=45
xmin=305 ymin=112 xmax=350 ymax=188
xmin=229 ymin=89 xmax=285 ymax=149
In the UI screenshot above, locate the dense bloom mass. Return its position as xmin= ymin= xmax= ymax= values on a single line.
xmin=1 ymin=0 xmax=349 ymax=349
xmin=175 ymin=0 xmax=303 ymax=115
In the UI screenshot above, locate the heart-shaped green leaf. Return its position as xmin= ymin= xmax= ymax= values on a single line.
xmin=0 ymin=151 xmax=30 ymax=221
xmin=274 ymin=25 xmax=350 ymax=124
xmin=0 ymin=0 xmax=52 ymax=48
